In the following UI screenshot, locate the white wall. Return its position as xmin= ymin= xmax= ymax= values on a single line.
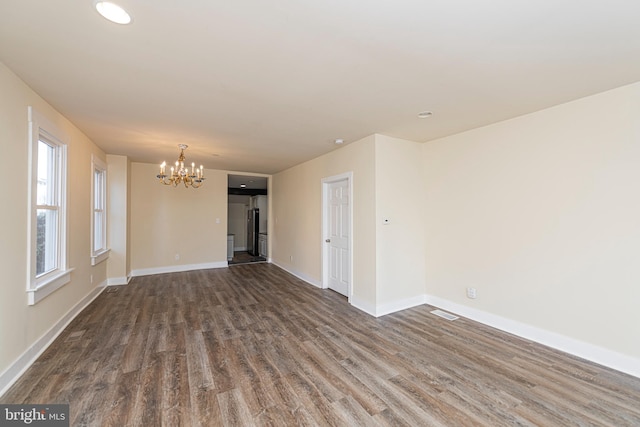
xmin=422 ymin=82 xmax=640 ymax=362
xmin=0 ymin=62 xmax=107 ymax=390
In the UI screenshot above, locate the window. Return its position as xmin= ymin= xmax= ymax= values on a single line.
xmin=91 ymin=156 xmax=109 ymax=265
xmin=27 ymin=107 xmax=72 ymax=305
xmin=36 ymin=139 xmax=59 ymax=275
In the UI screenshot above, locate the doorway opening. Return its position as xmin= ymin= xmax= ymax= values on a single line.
xmin=227 ymin=174 xmax=268 ymax=265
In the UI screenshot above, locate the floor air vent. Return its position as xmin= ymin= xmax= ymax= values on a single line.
xmin=430 ymin=309 xmax=459 ymax=321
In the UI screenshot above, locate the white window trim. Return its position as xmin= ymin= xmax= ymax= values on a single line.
xmin=91 ymin=248 xmax=111 ymax=266
xmin=27 ymin=106 xmax=72 ymax=305
xmin=91 ymin=155 xmax=110 ymax=266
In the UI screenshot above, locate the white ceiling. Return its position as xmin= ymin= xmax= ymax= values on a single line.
xmin=1 ymin=1 xmax=639 ymax=174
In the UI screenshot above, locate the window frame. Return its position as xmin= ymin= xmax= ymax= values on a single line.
xmin=91 ymin=155 xmax=110 ymax=265
xmin=27 ymin=107 xmax=73 ymax=305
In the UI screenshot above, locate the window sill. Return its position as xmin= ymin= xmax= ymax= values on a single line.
xmin=27 ymin=268 xmax=75 ymax=305
xmin=91 ymin=248 xmax=111 ymax=266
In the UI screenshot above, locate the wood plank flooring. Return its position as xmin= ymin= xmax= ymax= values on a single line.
xmin=2 ymin=263 xmax=639 ymax=426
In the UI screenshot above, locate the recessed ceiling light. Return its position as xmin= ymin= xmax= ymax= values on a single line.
xmin=240 ymin=184 xmax=247 ymax=188
xmin=418 ymin=111 xmax=433 ymax=119
xmin=95 ymin=1 xmax=132 ymax=25
xmin=334 ymin=138 xmax=344 ymax=145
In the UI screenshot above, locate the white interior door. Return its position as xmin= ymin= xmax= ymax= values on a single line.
xmin=325 ymin=178 xmax=350 ymax=296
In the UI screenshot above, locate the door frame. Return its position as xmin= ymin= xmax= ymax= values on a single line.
xmin=321 ymin=172 xmax=353 ymax=301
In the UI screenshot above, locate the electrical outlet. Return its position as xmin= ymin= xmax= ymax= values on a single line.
xmin=175 ymin=254 xmax=180 ymax=260
xmin=289 ymin=255 xmax=293 ymax=261
xmin=467 ymin=287 xmax=477 ymax=299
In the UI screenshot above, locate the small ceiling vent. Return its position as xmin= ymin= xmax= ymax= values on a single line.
xmin=430 ymin=309 xmax=459 ymax=321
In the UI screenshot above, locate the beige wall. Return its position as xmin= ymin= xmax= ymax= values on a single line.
xmin=374 ymin=135 xmax=426 ymax=308
xmin=106 ymin=154 xmax=131 ymax=283
xmin=272 ymin=134 xmax=427 ymax=314
xmin=0 ymin=62 xmax=107 ymax=377
xmin=272 ymin=135 xmax=377 ymax=307
xmin=422 ymin=82 xmax=640 ymax=359
xmin=129 ymin=163 xmax=228 ymax=272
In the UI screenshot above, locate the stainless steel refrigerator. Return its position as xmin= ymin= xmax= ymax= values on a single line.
xmin=247 ymin=208 xmax=260 ymax=256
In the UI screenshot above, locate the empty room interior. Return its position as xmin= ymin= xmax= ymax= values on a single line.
xmin=1 ymin=1 xmax=639 ymax=425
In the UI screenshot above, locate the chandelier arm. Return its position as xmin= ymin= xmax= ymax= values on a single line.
xmin=157 ymin=175 xmax=172 ymax=185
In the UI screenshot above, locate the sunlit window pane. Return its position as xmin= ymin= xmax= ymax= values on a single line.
xmin=92 ymin=163 xmax=107 ymax=257
xmin=37 ymin=140 xmax=55 ymax=205
xmin=94 ymin=169 xmax=104 ymax=209
xmin=36 ymin=209 xmax=57 ymax=276
xmin=93 ymin=211 xmax=104 ymax=252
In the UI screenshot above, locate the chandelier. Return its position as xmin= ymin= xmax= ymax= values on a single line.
xmin=157 ymin=144 xmax=205 ymax=188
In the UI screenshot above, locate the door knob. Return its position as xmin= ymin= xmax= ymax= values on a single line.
xmin=325 ymin=239 xmax=331 ymax=243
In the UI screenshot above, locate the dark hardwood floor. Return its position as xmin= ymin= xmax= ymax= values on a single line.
xmin=2 ymin=263 xmax=639 ymax=426
xmin=228 ymin=251 xmax=267 ymax=265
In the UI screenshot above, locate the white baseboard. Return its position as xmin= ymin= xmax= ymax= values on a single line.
xmin=130 ymin=261 xmax=228 ymax=277
xmin=106 ymin=276 xmax=130 ymax=286
xmin=0 ymin=285 xmax=105 ymax=397
xmin=375 ymin=294 xmax=427 ymax=317
xmin=270 ymin=260 xmax=322 ymax=288
xmin=271 ymin=261 xmax=389 ymax=318
xmin=423 ymin=294 xmax=640 ymax=379
xmin=349 ymin=295 xmax=377 ymax=317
